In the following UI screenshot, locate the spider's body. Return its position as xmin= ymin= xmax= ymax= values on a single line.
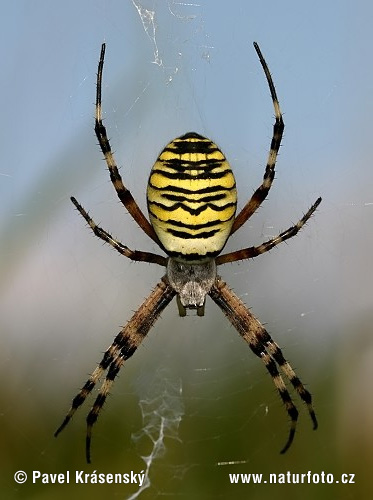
xmin=55 ymin=43 xmax=321 ymax=463
xmin=147 ymin=132 xmax=237 ymax=261
xmin=148 ymin=131 xmax=236 ymax=315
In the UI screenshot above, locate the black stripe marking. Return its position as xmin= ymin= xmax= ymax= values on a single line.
xmin=177 ymin=132 xmax=207 ymax=140
xmin=150 ymin=169 xmax=232 ymax=180
xmin=164 ymin=146 xmax=220 ymax=156
xmin=165 ymin=138 xmax=220 ymax=155
xmin=166 ymin=228 xmax=220 ymax=239
xmin=149 ymin=201 xmax=236 ymax=216
xmin=160 ymin=159 xmax=224 ymax=170
xmin=168 ymin=249 xmax=220 ymax=259
xmin=161 ymin=218 xmax=223 ymax=230
xmin=161 ymin=193 xmax=227 ymax=203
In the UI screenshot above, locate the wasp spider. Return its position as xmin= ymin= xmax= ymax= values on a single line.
xmin=55 ymin=42 xmax=321 ymax=462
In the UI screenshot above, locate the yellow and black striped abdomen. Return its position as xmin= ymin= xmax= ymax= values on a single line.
xmin=147 ymin=132 xmax=237 ymax=261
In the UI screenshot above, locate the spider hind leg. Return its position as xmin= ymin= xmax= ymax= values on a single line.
xmin=262 ymin=330 xmax=318 ymax=431
xmin=55 ymin=279 xmax=175 ymax=462
xmin=209 ymin=278 xmax=317 ymax=453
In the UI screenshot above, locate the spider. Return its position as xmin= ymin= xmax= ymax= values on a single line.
xmin=55 ymin=42 xmax=321 ymax=463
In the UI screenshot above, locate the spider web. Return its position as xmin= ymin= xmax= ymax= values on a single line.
xmin=131 ymin=0 xmax=212 ymax=84
xmin=128 ymin=367 xmax=184 ymax=499
xmin=131 ymin=0 xmax=162 ymax=67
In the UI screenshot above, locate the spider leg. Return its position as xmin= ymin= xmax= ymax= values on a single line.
xmin=231 ymin=42 xmax=284 ymax=235
xmin=85 ymin=356 xmax=124 ymax=463
xmin=216 ymin=197 xmax=321 ymax=265
xmin=94 ymin=43 xmax=159 ymax=245
xmin=71 ymin=196 xmax=167 ymax=266
xmin=209 ymin=278 xmax=317 ymax=454
xmin=55 ymin=278 xmax=176 ymax=463
xmin=262 ymin=334 xmax=318 ymax=431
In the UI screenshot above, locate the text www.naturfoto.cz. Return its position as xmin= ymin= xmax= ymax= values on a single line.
xmin=229 ymin=471 xmax=355 ymax=484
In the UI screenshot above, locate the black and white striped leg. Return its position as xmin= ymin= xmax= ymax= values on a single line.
xmin=55 ymin=279 xmax=176 ymax=462
xmin=94 ymin=43 xmax=159 ymax=244
xmin=209 ymin=278 xmax=317 ymax=453
xmin=260 ymin=331 xmax=318 ymax=431
xmin=71 ymin=196 xmax=167 ymax=266
xmin=231 ymin=42 xmax=284 ymax=234
xmin=217 ymin=197 xmax=321 ymax=265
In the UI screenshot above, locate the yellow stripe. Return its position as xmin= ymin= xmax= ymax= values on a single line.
xmin=149 ymin=170 xmax=236 ymax=190
xmin=149 ymin=204 xmax=236 ymax=226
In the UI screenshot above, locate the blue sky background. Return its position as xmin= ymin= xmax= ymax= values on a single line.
xmin=1 ymin=1 xmax=372 ymax=498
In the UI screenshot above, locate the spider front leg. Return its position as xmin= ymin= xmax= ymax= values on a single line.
xmin=231 ymin=42 xmax=284 ymax=235
xmin=71 ymin=196 xmax=167 ymax=266
xmin=55 ymin=278 xmax=176 ymax=463
xmin=216 ymin=197 xmax=321 ymax=265
xmin=209 ymin=278 xmax=317 ymax=453
xmin=94 ymin=43 xmax=159 ymax=245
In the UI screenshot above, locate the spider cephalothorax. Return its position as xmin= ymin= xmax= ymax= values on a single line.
xmin=167 ymin=258 xmax=217 ymax=316
xmin=55 ymin=42 xmax=321 ymax=463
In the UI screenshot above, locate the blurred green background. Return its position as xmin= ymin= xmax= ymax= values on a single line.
xmin=1 ymin=1 xmax=372 ymax=498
